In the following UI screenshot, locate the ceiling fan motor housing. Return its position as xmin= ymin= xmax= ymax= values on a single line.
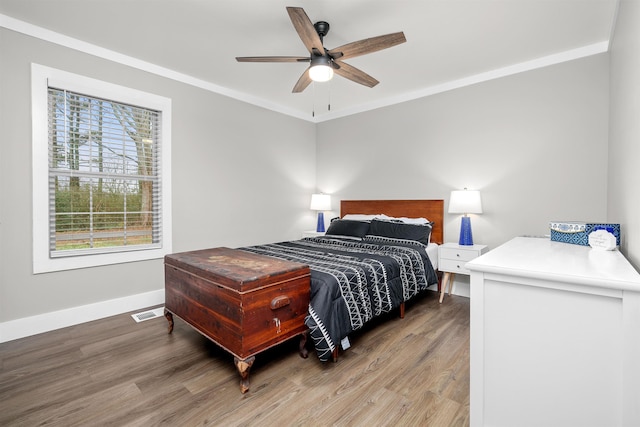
xmin=314 ymin=21 xmax=330 ymax=38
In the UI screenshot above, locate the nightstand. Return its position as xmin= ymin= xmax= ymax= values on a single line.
xmin=438 ymin=242 xmax=488 ymax=303
xmin=302 ymin=231 xmax=325 ymax=238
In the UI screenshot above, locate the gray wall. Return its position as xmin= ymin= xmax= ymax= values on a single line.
xmin=317 ymin=54 xmax=609 ymax=250
xmin=0 ymin=29 xmax=316 ymax=323
xmin=609 ymin=0 xmax=640 ymax=270
xmin=316 ymin=54 xmax=610 ymax=294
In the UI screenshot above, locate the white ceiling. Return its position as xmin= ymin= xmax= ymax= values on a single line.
xmin=0 ymin=0 xmax=618 ymax=122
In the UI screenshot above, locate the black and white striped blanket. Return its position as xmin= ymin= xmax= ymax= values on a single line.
xmin=242 ymin=236 xmax=437 ymax=361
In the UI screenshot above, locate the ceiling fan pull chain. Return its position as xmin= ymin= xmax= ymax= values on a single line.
xmin=312 ymin=81 xmax=316 ymax=117
xmin=328 ymin=80 xmax=331 ymax=111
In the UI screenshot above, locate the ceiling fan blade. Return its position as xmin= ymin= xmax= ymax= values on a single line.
xmin=287 ymin=7 xmax=326 ymax=57
xmin=292 ymin=68 xmax=313 ymax=93
xmin=333 ymin=61 xmax=379 ymax=88
xmin=328 ymin=32 xmax=406 ymax=60
xmin=236 ymin=56 xmax=309 ymax=63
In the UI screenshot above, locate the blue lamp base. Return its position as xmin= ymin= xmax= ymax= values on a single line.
xmin=316 ymin=212 xmax=325 ymax=232
xmin=458 ymin=216 xmax=474 ymax=246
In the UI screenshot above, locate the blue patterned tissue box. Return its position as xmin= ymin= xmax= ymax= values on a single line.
xmin=550 ymin=222 xmax=620 ymax=246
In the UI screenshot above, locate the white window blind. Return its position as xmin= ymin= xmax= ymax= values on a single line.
xmin=47 ymin=88 xmax=163 ymax=257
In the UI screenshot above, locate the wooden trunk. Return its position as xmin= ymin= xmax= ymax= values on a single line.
xmin=164 ymin=247 xmax=310 ymax=392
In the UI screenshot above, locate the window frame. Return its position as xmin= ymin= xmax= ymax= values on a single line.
xmin=32 ymin=64 xmax=172 ymax=273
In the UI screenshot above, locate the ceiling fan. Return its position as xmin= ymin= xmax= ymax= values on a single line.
xmin=236 ymin=6 xmax=406 ymax=93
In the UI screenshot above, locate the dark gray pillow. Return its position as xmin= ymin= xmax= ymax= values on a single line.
xmin=368 ymin=219 xmax=432 ymax=245
xmin=325 ymin=219 xmax=371 ymax=238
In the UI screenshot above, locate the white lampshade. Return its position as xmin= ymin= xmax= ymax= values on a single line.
xmin=449 ymin=189 xmax=483 ymax=214
xmin=310 ymin=193 xmax=331 ymax=211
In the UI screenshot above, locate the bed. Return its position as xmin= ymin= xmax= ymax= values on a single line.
xmin=241 ymin=199 xmax=443 ymax=362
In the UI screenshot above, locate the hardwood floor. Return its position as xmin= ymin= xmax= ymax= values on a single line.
xmin=0 ymin=291 xmax=469 ymax=426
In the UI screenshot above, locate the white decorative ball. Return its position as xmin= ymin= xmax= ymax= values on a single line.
xmin=588 ymin=229 xmax=617 ymax=251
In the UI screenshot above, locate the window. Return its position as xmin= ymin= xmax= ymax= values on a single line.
xmin=32 ymin=64 xmax=172 ymax=273
xmin=48 ymin=88 xmax=161 ymax=256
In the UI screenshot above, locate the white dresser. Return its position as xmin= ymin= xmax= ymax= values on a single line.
xmin=467 ymin=237 xmax=640 ymax=427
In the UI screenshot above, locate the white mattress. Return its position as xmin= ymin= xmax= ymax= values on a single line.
xmin=427 ymin=242 xmax=439 ymax=270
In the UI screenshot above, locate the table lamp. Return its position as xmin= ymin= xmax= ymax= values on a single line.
xmin=310 ymin=193 xmax=331 ymax=232
xmin=449 ymin=189 xmax=482 ymax=245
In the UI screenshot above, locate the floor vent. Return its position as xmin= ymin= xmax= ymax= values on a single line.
xmin=131 ymin=307 xmax=165 ymax=323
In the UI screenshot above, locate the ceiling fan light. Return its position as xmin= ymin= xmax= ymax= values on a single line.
xmin=309 ymin=56 xmax=334 ymax=82
xmin=309 ymin=64 xmax=334 ymax=82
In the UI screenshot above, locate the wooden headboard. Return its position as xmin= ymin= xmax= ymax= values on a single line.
xmin=340 ymin=199 xmax=444 ymax=245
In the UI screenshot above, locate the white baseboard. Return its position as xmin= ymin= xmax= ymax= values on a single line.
xmin=450 ymin=279 xmax=471 ymax=298
xmin=0 ymin=289 xmax=165 ymax=343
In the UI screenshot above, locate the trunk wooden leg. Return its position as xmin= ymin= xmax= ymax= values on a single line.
xmin=399 ymin=302 xmax=406 ymax=319
xmin=332 ymin=347 xmax=339 ymax=363
xmin=164 ymin=310 xmax=174 ymax=334
xmin=234 ymin=356 xmax=255 ymax=394
xmin=299 ymin=331 xmax=309 ymax=359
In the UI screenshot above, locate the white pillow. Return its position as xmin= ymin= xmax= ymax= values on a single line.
xmin=374 ymin=214 xmax=431 ymax=225
xmin=391 ymin=216 xmax=431 ymax=225
xmin=342 ymin=214 xmax=380 ymax=221
xmin=342 ymin=214 xmax=430 ymax=225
